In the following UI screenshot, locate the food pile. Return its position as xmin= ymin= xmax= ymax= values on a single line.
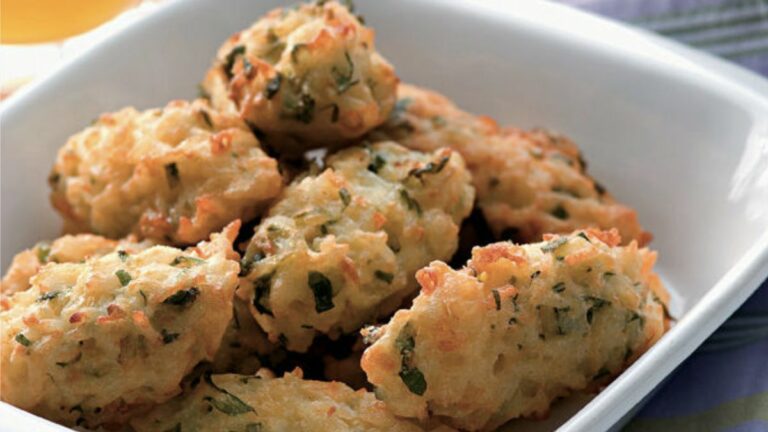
xmin=0 ymin=2 xmax=670 ymax=431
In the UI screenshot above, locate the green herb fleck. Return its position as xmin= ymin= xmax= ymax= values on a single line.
xmin=374 ymin=270 xmax=394 ymax=284
xmin=331 ymin=51 xmax=359 ymax=94
xmin=530 ymin=270 xmax=542 ymax=280
xmin=330 ymin=103 xmax=340 ymax=123
xmin=36 ymin=290 xmax=61 ymax=302
xmin=139 ymin=290 xmax=148 ymax=305
xmin=367 ymin=153 xmax=386 ymax=173
xmin=239 ymin=252 xmax=265 ymax=277
xmin=308 ymin=271 xmax=334 ymax=313
xmin=115 ymin=270 xmax=132 ymax=287
xmin=224 ymin=45 xmax=246 ymax=79
xmin=553 ymin=306 xmax=572 ymax=335
xmin=584 ymin=296 xmax=611 ymax=324
xmin=252 ymin=274 xmax=273 ymax=316
xmin=36 ymin=242 xmax=51 ymax=263
xmin=339 ymin=188 xmax=351 ymax=207
xmin=576 ymin=232 xmax=591 ymax=242
xmin=199 ymin=109 xmax=213 ymax=128
xmin=399 ymin=367 xmax=427 ymax=396
xmin=203 ymin=392 xmax=254 ymax=416
xmin=431 ymin=115 xmax=447 ymax=127
xmin=541 ymin=237 xmax=568 ymax=253
xmin=400 ymin=189 xmax=422 ymax=215
xmin=552 ymin=282 xmax=566 ymax=293
xmin=162 ymin=287 xmax=200 ymax=306
xmin=492 ymin=289 xmax=501 ymax=310
xmin=165 ymin=163 xmax=180 ymax=188
xmin=117 ymin=250 xmax=129 ymax=262
xmin=15 ymin=333 xmax=31 ymax=347
xmin=408 ymin=156 xmax=450 ymax=180
xmin=170 ymin=255 xmax=205 ymax=267
xmin=265 ymin=73 xmax=282 ymax=99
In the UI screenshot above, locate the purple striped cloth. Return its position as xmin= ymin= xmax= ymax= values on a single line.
xmin=555 ymin=1 xmax=768 ymax=430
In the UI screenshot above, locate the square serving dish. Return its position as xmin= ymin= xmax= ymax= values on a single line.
xmin=1 ymin=0 xmax=767 ymax=430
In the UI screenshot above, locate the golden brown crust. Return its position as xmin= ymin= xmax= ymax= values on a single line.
xmin=0 ymin=223 xmax=241 ymax=428
xmin=238 ymin=142 xmax=475 ymax=352
xmin=203 ymin=1 xmax=398 ymax=153
xmin=361 ymin=229 xmax=668 ymax=431
xmin=370 ymin=84 xmax=651 ymax=246
xmin=49 ymin=99 xmax=283 ymax=245
xmin=0 ymin=235 xmax=150 ymax=296
xmin=131 ymin=371 xmax=423 ymax=432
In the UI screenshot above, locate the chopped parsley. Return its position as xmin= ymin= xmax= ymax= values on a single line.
xmin=592 ymin=367 xmax=611 ymax=381
xmin=15 ymin=333 xmax=31 ymax=347
xmin=530 ymin=270 xmax=542 ymax=280
xmin=36 ymin=242 xmax=51 ymax=263
xmin=399 ymin=189 xmax=422 ymax=215
xmin=162 ymin=287 xmax=200 ymax=306
xmin=576 ymin=232 xmax=591 ymax=242
xmin=407 ymin=156 xmax=450 ymax=180
xmin=265 ymin=73 xmax=282 ymax=99
xmin=202 ymin=373 xmax=256 ymax=416
xmin=252 ymin=274 xmax=274 ymax=316
xmin=308 ymin=271 xmax=334 ymax=313
xmin=541 ymin=237 xmax=568 ymax=253
xmin=115 ymin=270 xmax=132 ymax=287
xmin=223 ymin=45 xmax=246 ymax=79
xmin=374 ymin=270 xmax=394 ymax=284
xmin=199 ymin=109 xmax=213 ymax=128
xmin=367 ymin=153 xmax=386 ymax=173
xmin=395 ymin=324 xmax=426 ymax=395
xmin=164 ymin=163 xmax=180 ymax=188
xmin=170 ymin=255 xmax=205 ymax=267
xmin=239 ymin=251 xmax=265 ymax=276
xmin=492 ymin=289 xmax=501 ymax=310
xmin=331 ymin=51 xmax=359 ymax=94
xmin=584 ymin=296 xmax=612 ymax=324
xmin=117 ymin=250 xmax=129 ymax=262
xmin=552 ymin=282 xmax=566 ymax=293
xmin=553 ymin=306 xmax=572 ymax=335
xmin=283 ymin=92 xmax=316 ymax=124
xmin=36 ymin=290 xmax=61 ymax=302
xmin=338 ymin=188 xmax=351 ymax=207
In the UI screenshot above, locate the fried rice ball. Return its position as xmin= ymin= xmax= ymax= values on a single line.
xmin=0 ymin=235 xmax=151 ymax=296
xmin=238 ymin=141 xmax=475 ymax=352
xmin=131 ymin=370 xmax=424 ymax=432
xmin=361 ymin=229 xmax=669 ymax=431
xmin=370 ymin=84 xmax=651 ymax=246
xmin=0 ymin=223 xmax=242 ymax=428
xmin=48 ymin=99 xmax=283 ymax=245
xmin=203 ymin=0 xmax=398 ymax=154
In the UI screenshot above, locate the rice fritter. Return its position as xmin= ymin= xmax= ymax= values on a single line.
xmin=238 ymin=141 xmax=475 ymax=352
xmin=48 ymin=99 xmax=283 ymax=245
xmin=203 ymin=0 xmax=398 ymax=153
xmin=0 ymin=223 xmax=241 ymax=428
xmin=361 ymin=229 xmax=669 ymax=431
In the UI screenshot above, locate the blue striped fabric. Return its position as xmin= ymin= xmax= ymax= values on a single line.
xmin=556 ymin=1 xmax=768 ymax=430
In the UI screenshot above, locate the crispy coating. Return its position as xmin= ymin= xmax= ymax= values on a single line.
xmin=0 ymin=223 xmax=241 ymax=428
xmin=370 ymin=84 xmax=651 ymax=246
xmin=361 ymin=229 xmax=669 ymax=431
xmin=131 ymin=370 xmax=423 ymax=432
xmin=49 ymin=99 xmax=283 ymax=245
xmin=0 ymin=234 xmax=150 ymax=295
xmin=238 ymin=141 xmax=475 ymax=352
xmin=203 ymin=0 xmax=398 ymax=153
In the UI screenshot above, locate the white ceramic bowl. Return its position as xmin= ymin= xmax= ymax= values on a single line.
xmin=2 ymin=1 xmax=767 ymax=431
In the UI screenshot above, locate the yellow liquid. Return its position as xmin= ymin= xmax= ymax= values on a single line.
xmin=1 ymin=0 xmax=138 ymax=44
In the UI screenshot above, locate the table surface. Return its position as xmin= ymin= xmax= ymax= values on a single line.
xmin=556 ymin=1 xmax=768 ymax=431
